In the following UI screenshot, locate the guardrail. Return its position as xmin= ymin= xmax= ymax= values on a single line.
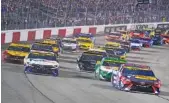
xmin=1 ymin=22 xmax=169 ymax=44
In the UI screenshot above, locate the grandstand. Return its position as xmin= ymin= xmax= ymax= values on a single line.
xmin=1 ymin=0 xmax=169 ymax=30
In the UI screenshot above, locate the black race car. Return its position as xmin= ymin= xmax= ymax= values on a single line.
xmin=77 ymin=49 xmax=108 ymax=73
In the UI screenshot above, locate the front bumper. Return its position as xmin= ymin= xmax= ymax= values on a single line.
xmin=131 ymin=46 xmax=141 ymax=50
xmin=24 ymin=65 xmax=59 ymax=76
xmin=62 ymin=46 xmax=77 ymax=51
xmin=99 ymin=70 xmax=112 ymax=81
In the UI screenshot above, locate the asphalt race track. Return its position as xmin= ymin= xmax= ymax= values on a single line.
xmin=2 ymin=34 xmax=169 ymax=103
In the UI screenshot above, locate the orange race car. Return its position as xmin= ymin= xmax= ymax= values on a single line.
xmin=130 ymin=30 xmax=144 ymax=38
xmin=105 ymin=32 xmax=123 ymax=41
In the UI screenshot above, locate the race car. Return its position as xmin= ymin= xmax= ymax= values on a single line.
xmin=41 ymin=39 xmax=61 ymax=56
xmin=105 ymin=42 xmax=121 ymax=49
xmin=74 ymin=33 xmax=95 ymax=43
xmin=162 ymin=35 xmax=169 ymax=44
xmin=30 ymin=43 xmax=54 ymax=53
xmin=94 ymin=57 xmax=127 ymax=81
xmin=105 ymin=32 xmax=123 ymax=41
xmin=106 ymin=48 xmax=127 ymax=60
xmin=117 ymin=30 xmax=130 ymax=41
xmin=130 ymin=30 xmax=144 ymax=38
xmin=106 ymin=40 xmax=131 ymax=52
xmin=152 ymin=34 xmax=164 ymax=45
xmin=24 ymin=51 xmax=59 ymax=76
xmin=136 ymin=37 xmax=153 ymax=47
xmin=111 ymin=63 xmax=161 ymax=95
xmin=77 ymin=49 xmax=107 ymax=73
xmin=61 ymin=38 xmax=78 ymax=52
xmin=129 ymin=39 xmax=143 ymax=50
xmin=76 ymin=37 xmax=94 ymax=50
xmin=3 ymin=43 xmax=30 ymax=63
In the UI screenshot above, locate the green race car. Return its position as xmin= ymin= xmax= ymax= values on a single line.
xmin=94 ymin=57 xmax=127 ymax=81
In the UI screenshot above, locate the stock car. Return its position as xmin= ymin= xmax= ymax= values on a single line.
xmin=106 ymin=40 xmax=131 ymax=53
xmin=98 ymin=46 xmax=127 ymax=60
xmin=76 ymin=37 xmax=94 ymax=50
xmin=105 ymin=32 xmax=123 ymax=41
xmin=129 ymin=39 xmax=143 ymax=50
xmin=3 ymin=43 xmax=30 ymax=63
xmin=61 ymin=38 xmax=78 ymax=52
xmin=42 ymin=39 xmax=61 ymax=55
xmin=74 ymin=33 xmax=95 ymax=43
xmin=136 ymin=37 xmax=153 ymax=47
xmin=152 ymin=34 xmax=164 ymax=45
xmin=76 ymin=49 xmax=107 ymax=73
xmin=130 ymin=30 xmax=144 ymax=38
xmin=107 ymin=48 xmax=127 ymax=60
xmin=118 ymin=30 xmax=130 ymax=40
xmin=161 ymin=34 xmax=169 ymax=44
xmin=24 ymin=51 xmax=59 ymax=76
xmin=94 ymin=57 xmax=127 ymax=81
xmin=111 ymin=63 xmax=161 ymax=95
xmin=105 ymin=42 xmax=121 ymax=49
xmin=31 ymin=42 xmax=54 ymax=53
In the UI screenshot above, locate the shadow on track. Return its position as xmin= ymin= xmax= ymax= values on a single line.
xmin=92 ymin=84 xmax=118 ymax=91
xmin=130 ymin=51 xmax=152 ymax=55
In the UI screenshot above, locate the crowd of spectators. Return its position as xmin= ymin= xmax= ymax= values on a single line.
xmin=1 ymin=0 xmax=169 ymax=30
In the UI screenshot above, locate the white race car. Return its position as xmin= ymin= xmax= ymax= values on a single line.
xmin=24 ymin=51 xmax=59 ymax=76
xmin=130 ymin=39 xmax=143 ymax=50
xmin=61 ymin=38 xmax=78 ymax=52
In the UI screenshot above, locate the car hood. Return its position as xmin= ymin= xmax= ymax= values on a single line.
xmin=7 ymin=50 xmax=28 ymax=57
xmin=126 ymin=75 xmax=157 ymax=84
xmin=27 ymin=59 xmax=59 ymax=66
xmin=78 ymin=42 xmax=92 ymax=46
xmin=63 ymin=43 xmax=77 ymax=46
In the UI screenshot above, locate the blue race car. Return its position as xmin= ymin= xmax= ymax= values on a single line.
xmin=152 ymin=35 xmax=164 ymax=45
xmin=129 ymin=39 xmax=143 ymax=51
xmin=136 ymin=37 xmax=153 ymax=48
xmin=24 ymin=51 xmax=59 ymax=76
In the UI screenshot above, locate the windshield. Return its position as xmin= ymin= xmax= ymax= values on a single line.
xmin=8 ymin=46 xmax=30 ymax=52
xmin=77 ymin=39 xmax=92 ymax=43
xmin=28 ymin=53 xmax=56 ymax=61
xmin=31 ymin=44 xmax=53 ymax=52
xmin=122 ymin=68 xmax=155 ymax=77
xmin=103 ymin=61 xmax=121 ymax=67
xmin=109 ymin=33 xmax=121 ymax=36
xmin=114 ymin=49 xmax=126 ymax=55
xmin=80 ymin=54 xmax=103 ymax=61
xmin=62 ymin=40 xmax=76 ymax=44
xmin=130 ymin=40 xmax=140 ymax=43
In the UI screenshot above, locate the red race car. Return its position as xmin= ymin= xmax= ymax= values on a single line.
xmin=130 ymin=30 xmax=144 ymax=38
xmin=105 ymin=32 xmax=123 ymax=41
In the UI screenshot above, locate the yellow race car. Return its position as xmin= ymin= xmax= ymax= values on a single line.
xmin=3 ymin=43 xmax=30 ymax=63
xmin=76 ymin=37 xmax=94 ymax=50
xmin=105 ymin=42 xmax=121 ymax=48
xmin=38 ymin=39 xmax=60 ymax=56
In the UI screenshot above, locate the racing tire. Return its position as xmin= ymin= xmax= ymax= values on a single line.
xmin=118 ymin=80 xmax=124 ymax=91
xmin=52 ymin=69 xmax=59 ymax=77
xmin=154 ymin=88 xmax=160 ymax=95
xmin=24 ymin=67 xmax=32 ymax=73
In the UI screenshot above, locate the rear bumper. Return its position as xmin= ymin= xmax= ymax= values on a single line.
xmin=4 ymin=55 xmax=25 ymax=62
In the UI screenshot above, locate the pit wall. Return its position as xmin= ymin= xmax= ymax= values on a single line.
xmin=1 ymin=22 xmax=169 ymax=44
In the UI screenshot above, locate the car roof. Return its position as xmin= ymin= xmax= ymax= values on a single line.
xmin=123 ymin=63 xmax=151 ymax=71
xmin=10 ymin=43 xmax=30 ymax=47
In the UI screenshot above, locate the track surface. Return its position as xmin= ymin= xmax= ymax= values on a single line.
xmin=2 ymin=35 xmax=169 ymax=103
